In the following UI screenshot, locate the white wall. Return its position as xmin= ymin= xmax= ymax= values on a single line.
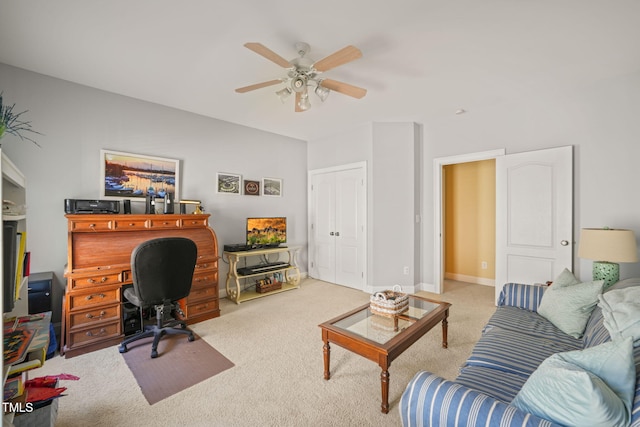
xmin=371 ymin=123 xmax=419 ymax=287
xmin=0 ymin=64 xmax=308 ymax=322
xmin=420 ymin=70 xmax=640 ymax=287
xmin=308 ymin=122 xmax=421 ymax=291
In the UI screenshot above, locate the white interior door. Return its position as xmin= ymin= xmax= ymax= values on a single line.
xmin=495 ymin=145 xmax=573 ymax=302
xmin=309 ymin=164 xmax=366 ymax=290
xmin=334 ymin=168 xmax=365 ymax=287
xmin=312 ymin=172 xmax=336 ymax=281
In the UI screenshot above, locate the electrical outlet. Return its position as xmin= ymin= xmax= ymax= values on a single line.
xmin=403 ymin=266 xmax=409 ymax=275
xmin=481 ymin=261 xmax=488 ymax=269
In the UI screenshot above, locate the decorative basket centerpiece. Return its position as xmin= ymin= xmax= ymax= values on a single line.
xmin=370 ymin=285 xmax=409 ymax=318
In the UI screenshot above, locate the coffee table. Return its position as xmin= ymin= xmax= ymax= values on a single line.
xmin=319 ymin=295 xmax=451 ymax=413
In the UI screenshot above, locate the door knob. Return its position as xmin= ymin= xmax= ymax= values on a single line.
xmin=560 ymin=240 xmax=569 ymax=246
xmin=329 ymin=232 xmax=334 ymax=236
xmin=335 ymin=232 xmax=340 ymax=237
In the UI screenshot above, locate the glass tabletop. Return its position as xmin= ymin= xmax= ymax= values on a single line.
xmin=331 ymin=297 xmax=443 ymax=345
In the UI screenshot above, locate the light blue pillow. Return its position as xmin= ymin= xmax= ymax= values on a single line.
xmin=552 ymin=268 xmax=581 ymax=288
xmin=537 ymin=279 xmax=603 ymax=338
xmin=511 ymin=337 xmax=635 ymax=427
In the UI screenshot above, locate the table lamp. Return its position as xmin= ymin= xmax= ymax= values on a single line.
xmin=578 ymin=227 xmax=638 ymax=289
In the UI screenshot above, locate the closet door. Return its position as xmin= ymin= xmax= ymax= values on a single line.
xmin=334 ymin=168 xmax=364 ymax=287
xmin=309 ymin=164 xmax=366 ymax=290
xmin=313 ymin=172 xmax=337 ymax=282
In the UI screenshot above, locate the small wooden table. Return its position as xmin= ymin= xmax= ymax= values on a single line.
xmin=319 ymin=295 xmax=451 ymax=413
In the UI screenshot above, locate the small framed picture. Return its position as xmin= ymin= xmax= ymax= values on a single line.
xmin=217 ymin=173 xmax=242 ymax=195
xmin=262 ymin=177 xmax=282 ymax=197
xmin=244 ymin=180 xmax=260 ymax=196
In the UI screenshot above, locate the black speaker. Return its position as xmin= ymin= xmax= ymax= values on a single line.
xmin=145 ymin=196 xmax=155 ymax=214
xmin=163 ymin=192 xmax=174 ymax=214
xmin=123 ymin=199 xmax=131 ymax=214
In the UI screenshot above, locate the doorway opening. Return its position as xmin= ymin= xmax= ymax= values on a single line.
xmin=432 ymin=149 xmax=505 ymax=294
xmin=443 ymin=159 xmax=496 ymax=287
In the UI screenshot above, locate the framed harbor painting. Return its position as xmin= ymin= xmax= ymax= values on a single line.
xmin=100 ymin=149 xmax=180 ymax=201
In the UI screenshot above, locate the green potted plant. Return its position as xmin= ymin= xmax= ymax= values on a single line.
xmin=0 ymin=92 xmax=41 ymax=146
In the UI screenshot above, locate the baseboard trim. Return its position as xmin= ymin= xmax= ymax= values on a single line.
xmin=445 ymin=273 xmax=495 ymax=287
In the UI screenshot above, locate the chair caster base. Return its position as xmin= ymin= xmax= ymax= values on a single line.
xmin=119 ymin=344 xmax=128 ymax=353
xmin=151 ymin=349 xmax=158 ymax=358
xmin=188 ymin=334 xmax=195 ymax=342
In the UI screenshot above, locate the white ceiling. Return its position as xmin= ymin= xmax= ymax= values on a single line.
xmin=2 ymin=0 xmax=640 ymax=141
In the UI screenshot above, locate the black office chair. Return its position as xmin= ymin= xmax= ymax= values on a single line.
xmin=118 ymin=237 xmax=197 ymax=358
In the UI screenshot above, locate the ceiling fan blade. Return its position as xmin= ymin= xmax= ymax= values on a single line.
xmin=235 ymin=79 xmax=282 ymax=93
xmin=313 ymin=45 xmax=362 ymax=72
xmin=320 ymin=79 xmax=367 ymax=99
xmin=244 ymin=42 xmax=291 ymax=68
xmin=295 ymin=92 xmax=303 ymax=112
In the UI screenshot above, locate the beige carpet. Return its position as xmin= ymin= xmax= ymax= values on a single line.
xmin=32 ymin=279 xmax=495 ymax=427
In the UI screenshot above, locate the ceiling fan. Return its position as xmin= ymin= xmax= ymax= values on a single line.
xmin=235 ymin=42 xmax=367 ymax=112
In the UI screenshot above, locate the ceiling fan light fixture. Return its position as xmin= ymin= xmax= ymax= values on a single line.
xmin=298 ymin=91 xmax=311 ymax=111
xmin=315 ymin=85 xmax=330 ymax=102
xmin=291 ymin=76 xmax=307 ymax=93
xmin=276 ymin=87 xmax=292 ymax=102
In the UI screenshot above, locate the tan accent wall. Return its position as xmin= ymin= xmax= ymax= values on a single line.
xmin=444 ymin=159 xmax=496 ymax=280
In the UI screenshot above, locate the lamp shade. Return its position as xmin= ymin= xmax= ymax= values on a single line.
xmin=578 ymin=228 xmax=638 ymax=263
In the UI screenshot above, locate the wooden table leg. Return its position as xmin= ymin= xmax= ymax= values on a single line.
xmin=380 ymin=368 xmax=390 ymax=414
xmin=442 ymin=315 xmax=449 ymax=349
xmin=323 ymin=340 xmax=331 ymax=380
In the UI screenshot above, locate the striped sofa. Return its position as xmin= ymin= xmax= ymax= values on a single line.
xmin=400 ymin=280 xmax=640 ymax=427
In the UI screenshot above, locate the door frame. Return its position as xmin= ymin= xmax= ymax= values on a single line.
xmin=432 ymin=149 xmax=505 ymax=294
xmin=308 ymin=161 xmax=368 ymax=287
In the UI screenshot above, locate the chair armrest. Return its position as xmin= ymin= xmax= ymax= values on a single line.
xmin=497 ymin=283 xmax=547 ymax=312
xmin=400 ymin=371 xmax=558 ymax=427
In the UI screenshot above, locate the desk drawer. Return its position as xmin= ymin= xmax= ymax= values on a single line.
xmin=195 ymin=259 xmax=217 ymax=271
xmin=192 ymin=270 xmax=217 ymax=287
xmin=114 ymin=219 xmax=148 ymax=230
xmin=70 ymin=305 xmax=120 ymax=328
xmin=147 ymin=218 xmax=180 ymax=229
xmin=182 ymin=217 xmax=208 ymax=228
xmin=70 ymin=272 xmax=127 ymax=290
xmin=68 ymin=321 xmax=121 ymax=347
xmin=186 ymin=299 xmax=218 ymax=318
xmin=69 ymin=219 xmax=114 ymax=232
xmin=69 ymin=288 xmax=120 ymax=310
xmin=187 ymin=285 xmax=217 ymax=303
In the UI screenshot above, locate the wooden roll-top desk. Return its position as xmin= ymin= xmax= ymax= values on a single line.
xmin=63 ymin=213 xmax=219 ymax=358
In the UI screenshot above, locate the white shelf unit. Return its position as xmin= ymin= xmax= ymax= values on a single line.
xmin=1 ymin=149 xmax=29 ymax=425
xmin=2 ymin=150 xmax=28 ymax=317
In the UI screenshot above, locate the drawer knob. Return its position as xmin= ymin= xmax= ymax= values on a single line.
xmin=129 ymin=223 xmax=135 ymax=226
xmin=86 ymin=328 xmax=107 ymax=337
xmin=86 ymin=293 xmax=106 ymax=300
xmin=89 ymin=224 xmax=96 ymax=227
xmin=86 ymin=311 xmax=106 ymax=319
xmin=87 ymin=277 xmax=108 ymax=284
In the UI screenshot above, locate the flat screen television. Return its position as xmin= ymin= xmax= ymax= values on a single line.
xmin=246 ymin=217 xmax=286 ymax=247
